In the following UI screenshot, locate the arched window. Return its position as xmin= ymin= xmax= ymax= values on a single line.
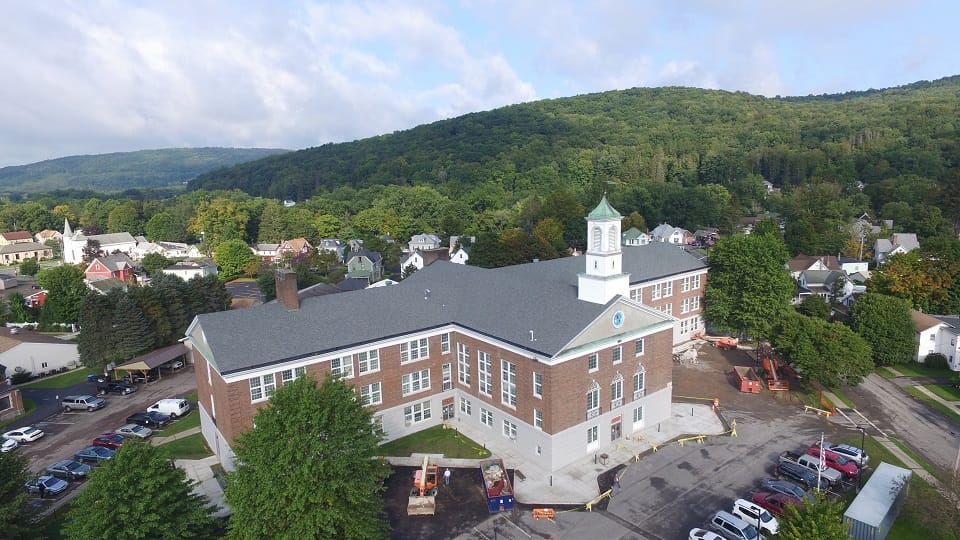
xmin=607 ymin=225 xmax=618 ymax=252
xmin=611 ymin=372 xmax=623 ymax=406
xmin=633 ymin=365 xmax=646 ymax=399
xmin=586 ymin=381 xmax=600 ymax=417
xmin=591 ymin=226 xmax=602 ymax=251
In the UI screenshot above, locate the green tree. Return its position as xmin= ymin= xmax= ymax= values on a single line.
xmin=796 ymin=296 xmax=831 ymax=320
xmin=0 ymin=448 xmax=34 ymax=537
xmin=214 ymin=239 xmax=258 ymax=280
xmin=255 ymin=269 xmax=277 ymax=302
xmin=6 ymin=292 xmax=32 ymax=323
xmin=850 ymin=292 xmax=917 ymax=366
xmin=112 ymin=294 xmax=155 ymax=361
xmin=772 ymin=312 xmax=874 ymax=387
xmin=778 ymin=491 xmax=851 ymax=540
xmin=107 ymin=202 xmax=142 ymax=234
xmin=36 ymin=264 xmax=88 ymax=324
xmin=225 ymin=375 xmax=391 ymax=540
xmin=144 ymin=210 xmax=188 ymax=242
xmin=77 ymin=292 xmax=118 ymax=369
xmin=868 ymin=251 xmax=956 ymax=313
xmin=257 ymin=200 xmax=286 ymax=243
xmin=704 ymin=233 xmax=795 ymax=339
xmin=63 ymin=441 xmax=218 ymax=540
xmin=141 ymin=252 xmax=173 ymax=276
xmin=313 ymin=213 xmax=343 ymax=240
xmin=189 ymin=197 xmax=251 ymax=251
xmin=18 ymin=257 xmax=39 ymax=277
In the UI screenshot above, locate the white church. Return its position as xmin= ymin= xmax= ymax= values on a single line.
xmin=62 ymin=220 xmax=138 ymax=264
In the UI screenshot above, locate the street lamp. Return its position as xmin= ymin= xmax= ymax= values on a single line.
xmin=856 ymin=426 xmax=866 ymax=493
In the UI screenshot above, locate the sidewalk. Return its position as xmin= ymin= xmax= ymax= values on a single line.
xmin=911 ymin=384 xmax=960 ymax=413
xmin=175 ymin=455 xmax=230 ymax=517
xmin=151 ymin=425 xmax=202 ymax=446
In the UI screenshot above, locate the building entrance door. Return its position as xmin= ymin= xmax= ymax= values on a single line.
xmin=442 ymin=403 xmax=454 ymax=420
xmin=611 ymin=419 xmax=622 ymax=441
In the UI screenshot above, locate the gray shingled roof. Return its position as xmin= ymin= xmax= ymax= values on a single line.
xmin=193 ymin=242 xmax=707 ymax=375
xmin=82 ymin=232 xmax=137 ymax=246
xmin=0 ymin=242 xmax=49 ymax=254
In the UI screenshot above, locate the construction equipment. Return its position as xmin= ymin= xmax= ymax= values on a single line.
xmin=757 ymin=344 xmax=790 ymax=391
xmin=732 ymin=366 xmax=762 ymax=393
xmin=407 ymin=455 xmax=438 ymax=516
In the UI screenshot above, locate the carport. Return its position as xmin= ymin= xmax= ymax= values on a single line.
xmin=112 ymin=343 xmax=188 ymax=382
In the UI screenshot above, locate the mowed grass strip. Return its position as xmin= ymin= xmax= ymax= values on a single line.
xmin=379 ymin=425 xmax=491 ymax=459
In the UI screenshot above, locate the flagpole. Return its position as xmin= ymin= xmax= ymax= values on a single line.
xmin=818 ymin=432 xmax=825 ymax=491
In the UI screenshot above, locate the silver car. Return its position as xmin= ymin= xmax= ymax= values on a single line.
xmin=115 ymin=423 xmax=153 ymax=439
xmin=46 ymin=460 xmax=91 ymax=481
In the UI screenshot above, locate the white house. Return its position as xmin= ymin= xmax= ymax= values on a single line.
xmin=450 ymin=246 xmax=470 ymax=265
xmin=162 ymin=260 xmax=219 ymax=281
xmin=912 ymin=311 xmax=960 ymax=371
xmin=874 ymin=233 xmax=920 ymax=265
xmin=408 ymin=233 xmax=442 ymax=252
xmin=62 ymin=220 xmax=137 ymax=264
xmin=0 ymin=328 xmax=80 ymax=377
xmin=622 ymin=227 xmax=650 ymax=246
xmin=650 ymin=224 xmax=689 ymax=245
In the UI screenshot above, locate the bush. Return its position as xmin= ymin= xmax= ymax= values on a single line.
xmin=10 ymin=371 xmax=32 ymax=384
xmin=925 ymin=353 xmax=949 ymax=370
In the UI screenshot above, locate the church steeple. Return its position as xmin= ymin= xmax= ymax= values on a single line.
xmin=64 ymin=218 xmax=73 ymax=237
xmin=578 ymin=195 xmax=630 ymax=304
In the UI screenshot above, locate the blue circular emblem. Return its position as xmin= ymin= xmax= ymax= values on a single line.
xmin=612 ymin=311 xmax=624 ymax=328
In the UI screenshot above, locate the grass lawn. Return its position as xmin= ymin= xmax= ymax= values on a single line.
xmin=825 ymin=386 xmax=856 ymax=408
xmin=925 ymin=384 xmax=960 ymax=402
xmin=159 ymin=409 xmax=200 ymax=437
xmin=158 ymin=432 xmax=212 ymax=460
xmin=904 ymin=386 xmax=960 ymax=424
xmin=885 ymin=363 xmax=955 ymax=379
xmin=379 ymin=425 xmax=491 ymax=459
xmin=0 ymin=397 xmax=37 ymax=430
xmin=21 ymin=368 xmax=95 ymax=389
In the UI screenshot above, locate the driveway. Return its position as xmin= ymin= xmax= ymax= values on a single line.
xmin=843 ymin=373 xmax=960 ymax=477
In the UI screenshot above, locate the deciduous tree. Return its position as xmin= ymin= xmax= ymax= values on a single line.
xmin=850 ymin=292 xmax=916 ymax=366
xmin=772 ymin=312 xmax=873 ymax=386
xmin=214 ymin=239 xmax=258 ymax=280
xmin=225 ymin=375 xmax=391 ymax=540
xmin=0 ymin=448 xmax=34 ymax=537
xmin=63 ymin=441 xmax=218 ymax=540
xmin=36 ymin=264 xmax=88 ymax=324
xmin=779 ymin=491 xmax=851 ymax=540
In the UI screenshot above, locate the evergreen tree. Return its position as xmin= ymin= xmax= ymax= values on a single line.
xmin=0 ymin=449 xmax=34 ymax=537
xmin=77 ymin=292 xmax=118 ymax=370
xmin=850 ymin=292 xmax=917 ymax=366
xmin=112 ymin=295 xmax=154 ymax=360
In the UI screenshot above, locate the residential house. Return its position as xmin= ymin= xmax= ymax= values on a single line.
xmin=156 ymin=241 xmax=201 ymax=259
xmin=400 ymin=248 xmax=449 ymax=276
xmin=347 ymin=239 xmax=364 ymax=252
xmin=62 ymin=220 xmax=137 ymax=264
xmin=251 ymin=243 xmax=279 ymax=263
xmin=408 ymin=233 xmax=442 ymax=252
xmin=762 ymin=180 xmax=775 ymax=193
xmin=650 ymin=224 xmax=692 ymax=245
xmin=692 ymin=228 xmax=719 ymax=247
xmin=318 ymin=239 xmax=346 ymax=262
xmin=622 ymin=227 xmax=650 ymax=246
xmin=85 ymin=253 xmax=136 ymax=284
xmin=346 ymin=249 xmax=383 ymax=283
xmin=839 ymin=256 xmax=869 ymax=277
xmin=0 ymin=231 xmax=35 ymax=245
xmin=0 ymin=327 xmax=80 ymax=378
xmin=912 ymin=310 xmax=960 ymax=371
xmin=0 ymin=241 xmax=52 ymax=265
xmin=786 ymin=255 xmax=841 ymax=280
xmin=277 ymin=238 xmax=313 ymax=260
xmin=34 ymin=229 xmax=62 ymax=244
xmin=874 ymin=233 xmax=920 ymax=265
xmin=185 ymin=196 xmax=708 ymax=473
xmin=162 ymin=260 xmax=219 ymax=281
xmin=24 ymin=290 xmax=46 ymax=308
xmin=793 ymin=270 xmax=852 ymax=305
xmin=450 ymin=245 xmax=470 ymax=265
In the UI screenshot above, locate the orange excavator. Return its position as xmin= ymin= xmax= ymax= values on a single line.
xmin=407 ymin=455 xmax=438 ymax=515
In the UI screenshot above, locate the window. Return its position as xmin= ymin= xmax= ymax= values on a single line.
xmin=533 ymin=371 xmax=543 ymax=398
xmin=401 ymin=369 xmax=431 ymax=395
xmin=651 ymin=283 xmax=662 ymax=300
xmin=633 ymin=405 xmax=644 ymax=427
xmin=691 ymin=296 xmax=700 ymax=310
xmin=281 ymin=366 xmax=307 ymax=384
xmin=503 ymin=420 xmax=518 ymax=440
xmin=440 ymin=333 xmax=451 ymax=354
xmin=692 ymin=275 xmax=701 ymax=289
xmin=691 ymin=316 xmax=700 ymax=332
xmin=591 ymin=226 xmax=602 ymax=251
xmin=442 ymin=363 xmax=452 ymax=390
xmin=635 ymin=338 xmax=644 ymax=356
xmin=611 ymin=373 xmax=623 ymax=408
xmin=249 ymin=374 xmax=276 ymax=403
xmin=330 ymin=355 xmax=354 ymax=379
xmin=612 ymin=346 xmax=622 ymax=364
xmin=360 ymin=382 xmax=382 ymax=406
xmin=634 ymin=366 xmax=646 ymax=399
xmin=478 ymin=351 xmax=493 ymax=396
xmin=480 ymin=407 xmax=494 ymax=427
xmin=658 ymin=303 xmax=673 ymax=315
xmin=459 ymin=397 xmax=472 ymax=416
xmin=400 ymin=338 xmax=429 ymax=363
xmin=587 ymin=426 xmax=599 ymax=448
xmin=358 ymin=350 xmax=380 ymax=374
xmin=501 ymin=360 xmax=517 ymax=407
xmin=457 ymin=343 xmax=471 ymax=385
xmin=534 ymin=409 xmax=543 ymax=430
xmin=630 ymin=288 xmax=642 ymax=302
xmin=588 ymin=353 xmax=598 ymax=372
xmin=680 ymin=319 xmax=690 ymax=334
xmin=403 ymin=401 xmax=431 ymax=425
xmin=680 ymin=298 xmax=690 ymax=314
xmin=681 ymin=276 xmax=691 ymax=292
xmin=663 ymin=281 xmax=673 ymax=297
xmin=586 ymin=381 xmax=600 ymax=419
xmin=930 ymin=334 xmax=936 ymax=342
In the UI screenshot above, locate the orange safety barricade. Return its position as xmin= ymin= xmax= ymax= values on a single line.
xmin=533 ymin=508 xmax=555 ymax=520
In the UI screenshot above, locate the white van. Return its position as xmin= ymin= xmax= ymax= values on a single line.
xmin=146 ymin=398 xmax=191 ymax=419
xmin=732 ymin=498 xmax=779 ymax=536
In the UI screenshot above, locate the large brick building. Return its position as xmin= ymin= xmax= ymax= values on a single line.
xmin=186 ymin=198 xmax=708 ymax=472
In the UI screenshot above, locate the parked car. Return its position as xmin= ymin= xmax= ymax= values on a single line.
xmin=147 ymin=398 xmax=191 ymax=419
xmin=62 ymin=394 xmax=107 ymax=412
xmin=807 ymin=445 xmax=860 ymax=479
xmin=87 ymin=374 xmax=113 ymax=384
xmin=92 ymin=433 xmax=128 ymax=450
xmin=123 ymin=370 xmax=158 ymax=384
xmin=115 ymin=423 xmax=153 ymax=439
xmin=74 ymin=446 xmax=116 ymax=464
xmin=751 ymin=490 xmax=803 ymax=517
xmin=46 ymin=460 xmax=91 ymax=481
xmin=161 ymin=360 xmax=185 ymax=371
xmin=826 ymin=442 xmax=870 ymax=467
xmin=126 ymin=412 xmax=171 ymax=428
xmin=689 ymin=528 xmax=724 ymax=540
xmin=759 ymin=478 xmax=815 ymax=503
xmin=1 ymin=437 xmax=18 ymax=453
xmin=3 ymin=426 xmax=44 ymax=443
xmin=775 ymin=460 xmax=830 ymax=491
xmin=706 ymin=510 xmax=760 ymax=540
xmin=97 ymin=382 xmax=138 ymax=395
xmin=732 ymin=498 xmax=779 ymax=536
xmin=24 ymin=475 xmax=69 ymax=497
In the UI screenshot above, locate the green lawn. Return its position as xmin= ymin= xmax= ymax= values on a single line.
xmin=21 ymin=368 xmax=95 ymax=389
xmin=904 ymin=386 xmax=960 ymax=424
xmin=159 ymin=409 xmax=200 ymax=437
xmin=825 ymin=386 xmax=855 ymax=408
xmin=0 ymin=397 xmax=36 ymax=430
xmin=884 ymin=363 xmax=955 ymax=379
xmin=378 ymin=425 xmax=491 ymax=459
xmin=157 ymin=432 xmax=212 ymax=460
xmin=925 ymin=384 xmax=960 ymax=402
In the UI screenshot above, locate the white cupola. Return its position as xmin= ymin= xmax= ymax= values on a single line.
xmin=578 ymin=195 xmax=631 ymax=304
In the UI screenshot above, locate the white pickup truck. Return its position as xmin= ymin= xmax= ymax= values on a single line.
xmin=778 ymin=450 xmax=842 ymax=485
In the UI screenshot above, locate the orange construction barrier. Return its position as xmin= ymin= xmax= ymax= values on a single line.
xmin=533 ymin=508 xmax=555 ymax=520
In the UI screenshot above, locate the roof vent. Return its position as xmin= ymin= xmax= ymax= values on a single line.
xmin=424 ymin=289 xmax=431 ymax=301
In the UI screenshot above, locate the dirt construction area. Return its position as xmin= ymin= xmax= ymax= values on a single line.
xmin=380 ymin=344 xmax=864 ymax=540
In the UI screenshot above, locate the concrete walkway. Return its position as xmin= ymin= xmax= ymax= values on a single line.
xmin=151 ymin=425 xmax=202 ymax=446
xmin=911 ymin=384 xmax=960 ymax=412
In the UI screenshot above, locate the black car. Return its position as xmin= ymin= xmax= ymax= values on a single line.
xmin=97 ymin=382 xmax=138 ymax=395
xmin=123 ymin=370 xmax=158 ymax=384
xmin=126 ymin=411 xmax=171 ymax=428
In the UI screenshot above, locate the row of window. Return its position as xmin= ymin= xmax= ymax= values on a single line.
xmin=461 ymin=397 xmax=533 ymax=439
xmin=588 ymin=340 xmax=643 ymax=373
xmin=629 ymin=274 xmax=703 ymax=302
xmin=586 ymin=368 xmax=645 ymax=416
xmin=249 ymin=366 xmax=306 ymax=401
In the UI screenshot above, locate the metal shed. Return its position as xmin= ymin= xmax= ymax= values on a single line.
xmin=843 ymin=462 xmax=912 ymax=540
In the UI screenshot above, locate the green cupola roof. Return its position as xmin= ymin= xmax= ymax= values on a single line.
xmin=586 ymin=194 xmax=621 ymax=220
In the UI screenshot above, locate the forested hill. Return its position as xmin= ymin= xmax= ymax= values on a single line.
xmin=189 ymin=76 xmax=960 ymax=201
xmin=0 ymin=147 xmax=288 ymax=193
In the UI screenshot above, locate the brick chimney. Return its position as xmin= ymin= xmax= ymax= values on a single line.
xmin=275 ymin=269 xmax=299 ymax=310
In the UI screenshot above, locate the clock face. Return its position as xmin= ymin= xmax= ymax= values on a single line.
xmin=612 ymin=311 xmax=624 ymax=328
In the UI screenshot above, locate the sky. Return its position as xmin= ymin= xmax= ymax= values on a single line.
xmin=1 ymin=0 xmax=958 ymax=167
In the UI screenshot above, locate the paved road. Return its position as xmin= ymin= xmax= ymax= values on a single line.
xmin=843 ymin=373 xmax=960 ymax=477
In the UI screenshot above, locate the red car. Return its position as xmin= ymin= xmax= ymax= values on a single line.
xmin=751 ymin=490 xmax=802 ymax=517
xmin=92 ymin=433 xmax=127 ymax=450
xmin=808 ymin=445 xmax=859 ymax=480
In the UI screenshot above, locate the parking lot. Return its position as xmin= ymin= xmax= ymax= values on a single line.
xmin=11 ymin=366 xmax=198 ymax=509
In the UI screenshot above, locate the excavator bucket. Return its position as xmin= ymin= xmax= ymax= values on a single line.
xmin=407 ymin=495 xmax=436 ymax=515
